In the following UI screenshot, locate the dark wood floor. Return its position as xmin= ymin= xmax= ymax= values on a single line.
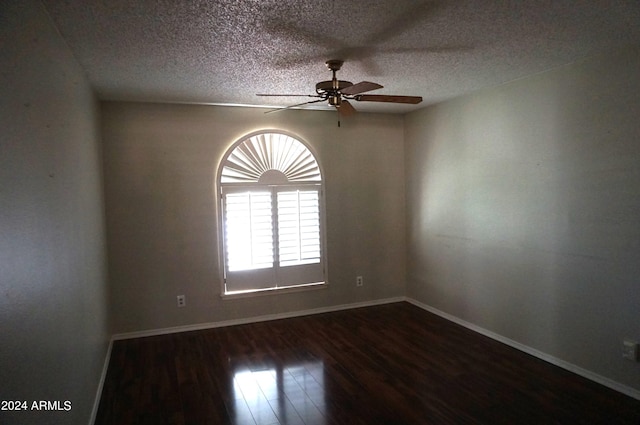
xmin=96 ymin=302 xmax=640 ymax=424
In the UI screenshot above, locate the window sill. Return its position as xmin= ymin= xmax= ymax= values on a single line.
xmin=221 ymin=281 xmax=327 ymax=300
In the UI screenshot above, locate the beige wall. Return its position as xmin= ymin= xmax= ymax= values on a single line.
xmin=101 ymin=102 xmax=406 ymax=333
xmin=0 ymin=1 xmax=110 ymax=424
xmin=405 ymin=45 xmax=640 ymax=393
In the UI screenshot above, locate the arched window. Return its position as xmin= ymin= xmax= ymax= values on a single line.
xmin=218 ymin=131 xmax=326 ymax=295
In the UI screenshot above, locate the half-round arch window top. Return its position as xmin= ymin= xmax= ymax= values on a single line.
xmin=220 ymin=133 xmax=321 ymax=184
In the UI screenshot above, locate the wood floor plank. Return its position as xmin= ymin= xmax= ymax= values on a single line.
xmin=96 ymin=302 xmax=640 ymax=424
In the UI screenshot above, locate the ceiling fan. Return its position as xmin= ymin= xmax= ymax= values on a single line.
xmin=257 ymin=60 xmax=422 ymax=122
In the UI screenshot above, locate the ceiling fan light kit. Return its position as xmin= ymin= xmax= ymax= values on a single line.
xmin=257 ymin=59 xmax=423 ymax=124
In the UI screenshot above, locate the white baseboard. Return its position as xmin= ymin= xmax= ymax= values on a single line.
xmin=111 ymin=296 xmax=406 ymax=341
xmin=406 ymin=297 xmax=640 ymax=401
xmin=90 ymin=338 xmax=113 ymax=425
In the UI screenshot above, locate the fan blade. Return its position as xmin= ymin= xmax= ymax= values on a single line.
xmin=337 ymin=99 xmax=356 ymax=116
xmin=355 ymin=94 xmax=423 ymax=104
xmin=340 ymin=81 xmax=383 ymax=95
xmin=264 ymin=98 xmax=326 ymax=114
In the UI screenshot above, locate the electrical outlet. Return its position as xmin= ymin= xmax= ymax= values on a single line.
xmin=356 ymin=276 xmax=363 ymax=287
xmin=177 ymin=295 xmax=186 ymax=308
xmin=623 ymin=340 xmax=638 ymax=361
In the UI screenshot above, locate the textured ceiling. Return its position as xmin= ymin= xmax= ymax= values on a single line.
xmin=42 ymin=0 xmax=640 ymax=114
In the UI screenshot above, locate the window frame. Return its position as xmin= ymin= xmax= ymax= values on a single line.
xmin=216 ymin=131 xmax=328 ymax=298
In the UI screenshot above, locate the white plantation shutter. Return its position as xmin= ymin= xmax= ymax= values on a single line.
xmin=222 ymin=189 xmax=276 ymax=292
xmin=221 ymin=133 xmax=321 ymax=183
xmin=277 ymin=189 xmax=321 ymax=266
xmin=224 ymin=191 xmax=273 ymax=271
xmin=275 ymin=187 xmax=324 ymax=288
xmin=219 ymin=132 xmax=325 ymax=295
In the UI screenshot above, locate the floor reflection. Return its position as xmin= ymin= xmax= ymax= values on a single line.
xmin=230 ymin=357 xmax=326 ymax=425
